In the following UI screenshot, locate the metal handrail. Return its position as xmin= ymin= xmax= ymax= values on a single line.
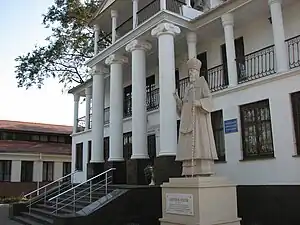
xmin=49 ymin=168 xmax=115 ymax=214
xmin=49 ymin=168 xmax=115 ymax=202
xmin=24 ymin=170 xmax=78 ymax=198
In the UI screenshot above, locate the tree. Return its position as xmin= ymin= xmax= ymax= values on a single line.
xmin=15 ymin=0 xmax=110 ymax=90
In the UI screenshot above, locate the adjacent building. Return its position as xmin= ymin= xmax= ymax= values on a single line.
xmin=69 ymin=0 xmax=300 ymax=185
xmin=0 ymin=120 xmax=72 ymax=197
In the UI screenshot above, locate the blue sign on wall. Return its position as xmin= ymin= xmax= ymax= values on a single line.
xmin=224 ymin=119 xmax=238 ymax=134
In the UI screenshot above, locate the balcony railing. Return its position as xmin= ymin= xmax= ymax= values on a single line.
xmin=147 ymin=88 xmax=159 ymax=111
xmin=138 ymin=0 xmax=160 ymax=25
xmin=76 ymin=116 xmax=85 ymax=132
xmin=178 ymin=66 xmax=228 ymax=97
xmin=207 ymin=65 xmax=228 ymax=92
xmin=286 ymin=35 xmax=300 ymax=69
xmin=167 ymin=0 xmax=186 ymax=13
xmin=237 ymin=45 xmax=276 ymax=83
xmin=104 ymin=107 xmax=110 ymax=125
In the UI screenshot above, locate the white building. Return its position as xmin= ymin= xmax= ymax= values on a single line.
xmin=69 ymin=0 xmax=300 ymax=185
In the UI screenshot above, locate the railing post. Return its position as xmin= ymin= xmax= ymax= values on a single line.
xmin=44 ymin=187 xmax=47 ymax=204
xmin=90 ymin=180 xmax=92 ymax=202
xmin=73 ymin=189 xmax=76 ymax=214
xmin=105 ymin=173 xmax=108 ymax=195
xmin=56 ymin=198 xmax=58 ymax=215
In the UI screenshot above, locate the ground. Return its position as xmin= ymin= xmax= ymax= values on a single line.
xmin=0 ymin=205 xmax=20 ymax=225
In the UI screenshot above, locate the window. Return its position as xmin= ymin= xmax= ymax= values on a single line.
xmin=0 ymin=160 xmax=11 ymax=181
xmin=58 ymin=136 xmax=65 ymax=143
xmin=104 ymin=137 xmax=109 ymax=161
xmin=123 ymin=132 xmax=132 ymax=160
xmin=211 ymin=110 xmax=226 ymax=162
xmin=15 ymin=133 xmax=30 ymax=141
xmin=124 ymin=85 xmax=132 ymax=118
xmin=291 ymin=92 xmax=300 ymax=155
xmin=240 ymin=100 xmax=274 ymax=159
xmin=75 ymin=143 xmax=83 ymax=171
xmin=1 ymin=132 xmax=14 ymax=140
xmin=43 ymin=162 xmax=54 ymax=181
xmin=40 ymin=135 xmax=48 ymax=142
xmin=31 ymin=135 xmax=40 ymax=141
xmin=63 ymin=162 xmax=71 ymax=177
xmin=49 ymin=136 xmax=58 ymax=142
xmin=88 ymin=141 xmax=92 ymax=163
xmin=21 ymin=161 xmax=33 ymax=182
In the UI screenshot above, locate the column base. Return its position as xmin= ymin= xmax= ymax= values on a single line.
xmin=154 ymin=156 xmax=182 ymax=185
xmin=126 ymin=159 xmax=151 ymax=185
xmin=111 ymin=161 xmax=127 ymax=184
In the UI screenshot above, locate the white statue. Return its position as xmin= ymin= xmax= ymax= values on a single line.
xmin=173 ymin=58 xmax=218 ymax=177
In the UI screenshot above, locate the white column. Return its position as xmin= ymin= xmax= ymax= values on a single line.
xmin=126 ymin=40 xmax=152 ymax=159
xmin=160 ymin=0 xmax=166 ymax=10
xmin=73 ymin=94 xmax=80 ymax=133
xmin=85 ymin=87 xmax=92 ymax=131
xmin=268 ymin=0 xmax=289 ymax=73
xmin=105 ymin=54 xmax=128 ymax=161
xmin=151 ymin=23 xmax=181 ymax=156
xmin=185 ymin=0 xmax=191 ymax=7
xmin=94 ymin=24 xmax=100 ymax=54
xmin=91 ymin=65 xmax=108 ymax=163
xmin=111 ymin=10 xmax=118 ymax=43
xmin=132 ymin=0 xmax=138 ymax=29
xmin=33 ymin=161 xmax=43 ymax=182
xmin=186 ymin=32 xmax=197 ymax=59
xmin=222 ymin=13 xmax=238 ymax=86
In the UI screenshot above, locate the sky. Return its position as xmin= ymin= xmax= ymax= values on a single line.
xmin=0 ymin=0 xmax=81 ymax=126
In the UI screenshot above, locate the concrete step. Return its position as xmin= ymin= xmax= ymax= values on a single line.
xmin=20 ymin=212 xmax=53 ymax=224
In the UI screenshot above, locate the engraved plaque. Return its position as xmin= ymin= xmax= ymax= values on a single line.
xmin=166 ymin=193 xmax=194 ymax=216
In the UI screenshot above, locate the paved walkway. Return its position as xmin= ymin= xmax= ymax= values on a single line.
xmin=0 ymin=205 xmax=20 ymax=225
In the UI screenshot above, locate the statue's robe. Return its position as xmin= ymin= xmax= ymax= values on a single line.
xmin=176 ymin=76 xmax=218 ymax=176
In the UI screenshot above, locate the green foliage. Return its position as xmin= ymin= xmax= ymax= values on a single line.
xmin=15 ymin=0 xmax=108 ymax=90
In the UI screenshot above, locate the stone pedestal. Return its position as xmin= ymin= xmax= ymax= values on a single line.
xmin=160 ymin=176 xmax=241 ymax=225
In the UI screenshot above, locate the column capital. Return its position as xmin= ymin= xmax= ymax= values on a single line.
xmin=105 ymin=54 xmax=128 ymax=65
xmin=74 ymin=94 xmax=80 ymax=102
xmin=111 ymin=10 xmax=118 ymax=18
xmin=125 ymin=40 xmax=152 ymax=52
xmin=268 ymin=0 xmax=282 ymax=5
xmin=186 ymin=31 xmax=197 ymax=43
xmin=85 ymin=86 xmax=92 ymax=96
xmin=151 ymin=23 xmax=181 ymax=38
xmin=221 ymin=13 xmax=234 ymax=27
xmin=132 ymin=0 xmax=138 ymax=2
xmin=94 ymin=64 xmax=109 ymax=75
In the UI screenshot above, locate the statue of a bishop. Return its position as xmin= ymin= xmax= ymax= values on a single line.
xmin=173 ymin=58 xmax=218 ymax=177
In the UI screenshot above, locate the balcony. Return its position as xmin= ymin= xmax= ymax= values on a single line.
xmin=97 ymin=0 xmax=187 ymax=52
xmin=286 ymin=34 xmax=300 ymax=69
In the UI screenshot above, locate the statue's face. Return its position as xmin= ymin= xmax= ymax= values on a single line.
xmin=189 ymin=68 xmax=199 ymax=82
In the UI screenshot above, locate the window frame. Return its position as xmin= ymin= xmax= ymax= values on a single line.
xmin=0 ymin=160 xmax=11 ymax=181
xmin=240 ymin=99 xmax=274 ymax=160
xmin=43 ymin=161 xmax=54 ymax=182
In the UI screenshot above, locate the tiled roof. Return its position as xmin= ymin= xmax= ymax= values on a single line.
xmin=0 ymin=140 xmax=71 ymax=155
xmin=0 ymin=120 xmax=72 ymax=135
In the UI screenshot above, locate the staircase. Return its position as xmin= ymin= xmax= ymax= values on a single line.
xmin=11 ymin=168 xmax=117 ymax=225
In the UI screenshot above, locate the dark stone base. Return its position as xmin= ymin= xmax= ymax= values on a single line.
xmin=126 ymin=159 xmax=151 ymax=185
xmin=110 ymin=161 xmax=127 ymax=184
xmin=154 ymin=156 xmax=182 ymax=185
xmin=87 ymin=163 xmax=104 ymax=183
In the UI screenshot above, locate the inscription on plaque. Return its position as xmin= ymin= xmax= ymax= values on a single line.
xmin=166 ymin=193 xmax=194 ymax=216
